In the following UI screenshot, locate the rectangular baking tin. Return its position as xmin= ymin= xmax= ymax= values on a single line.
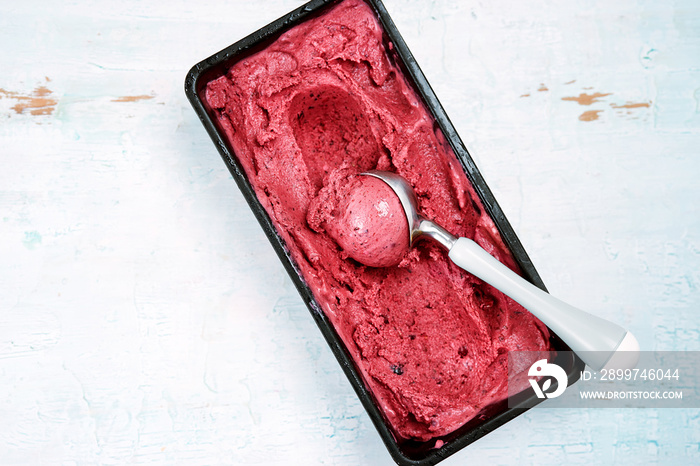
xmin=185 ymin=0 xmax=585 ymax=464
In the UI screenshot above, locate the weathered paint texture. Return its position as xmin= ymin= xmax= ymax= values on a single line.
xmin=0 ymin=0 xmax=698 ymax=464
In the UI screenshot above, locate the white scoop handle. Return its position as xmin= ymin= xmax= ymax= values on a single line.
xmin=448 ymin=237 xmax=639 ymax=371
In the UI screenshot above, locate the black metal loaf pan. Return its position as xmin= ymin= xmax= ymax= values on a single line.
xmin=185 ymin=0 xmax=584 ymax=464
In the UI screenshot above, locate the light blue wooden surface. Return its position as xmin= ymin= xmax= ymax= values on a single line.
xmin=1 ymin=0 xmax=698 ymax=464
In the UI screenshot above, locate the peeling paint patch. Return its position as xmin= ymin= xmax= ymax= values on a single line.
xmin=111 ymin=95 xmax=154 ymax=103
xmin=520 ymin=93 xmax=531 ymax=98
xmin=538 ymin=84 xmax=548 ymax=92
xmin=611 ymin=102 xmax=651 ymax=109
xmin=0 ymin=82 xmax=57 ymax=116
xmin=564 ymin=80 xmax=576 ymax=85
xmin=562 ymin=92 xmax=612 ymax=106
xmin=579 ymin=110 xmax=602 ymax=121
xmin=23 ymin=231 xmax=42 ymax=249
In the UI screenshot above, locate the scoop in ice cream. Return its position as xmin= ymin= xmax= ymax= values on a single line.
xmin=308 ymin=173 xmax=409 ymax=268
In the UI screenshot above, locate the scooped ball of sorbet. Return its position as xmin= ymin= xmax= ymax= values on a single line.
xmin=308 ymin=174 xmax=410 ymax=268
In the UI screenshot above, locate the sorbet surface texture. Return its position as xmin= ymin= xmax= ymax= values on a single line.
xmin=205 ymin=0 xmax=549 ymax=441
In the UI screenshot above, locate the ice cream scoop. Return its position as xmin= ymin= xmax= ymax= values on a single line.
xmin=362 ymin=170 xmax=639 ymax=371
xmin=320 ymin=175 xmax=410 ymax=268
